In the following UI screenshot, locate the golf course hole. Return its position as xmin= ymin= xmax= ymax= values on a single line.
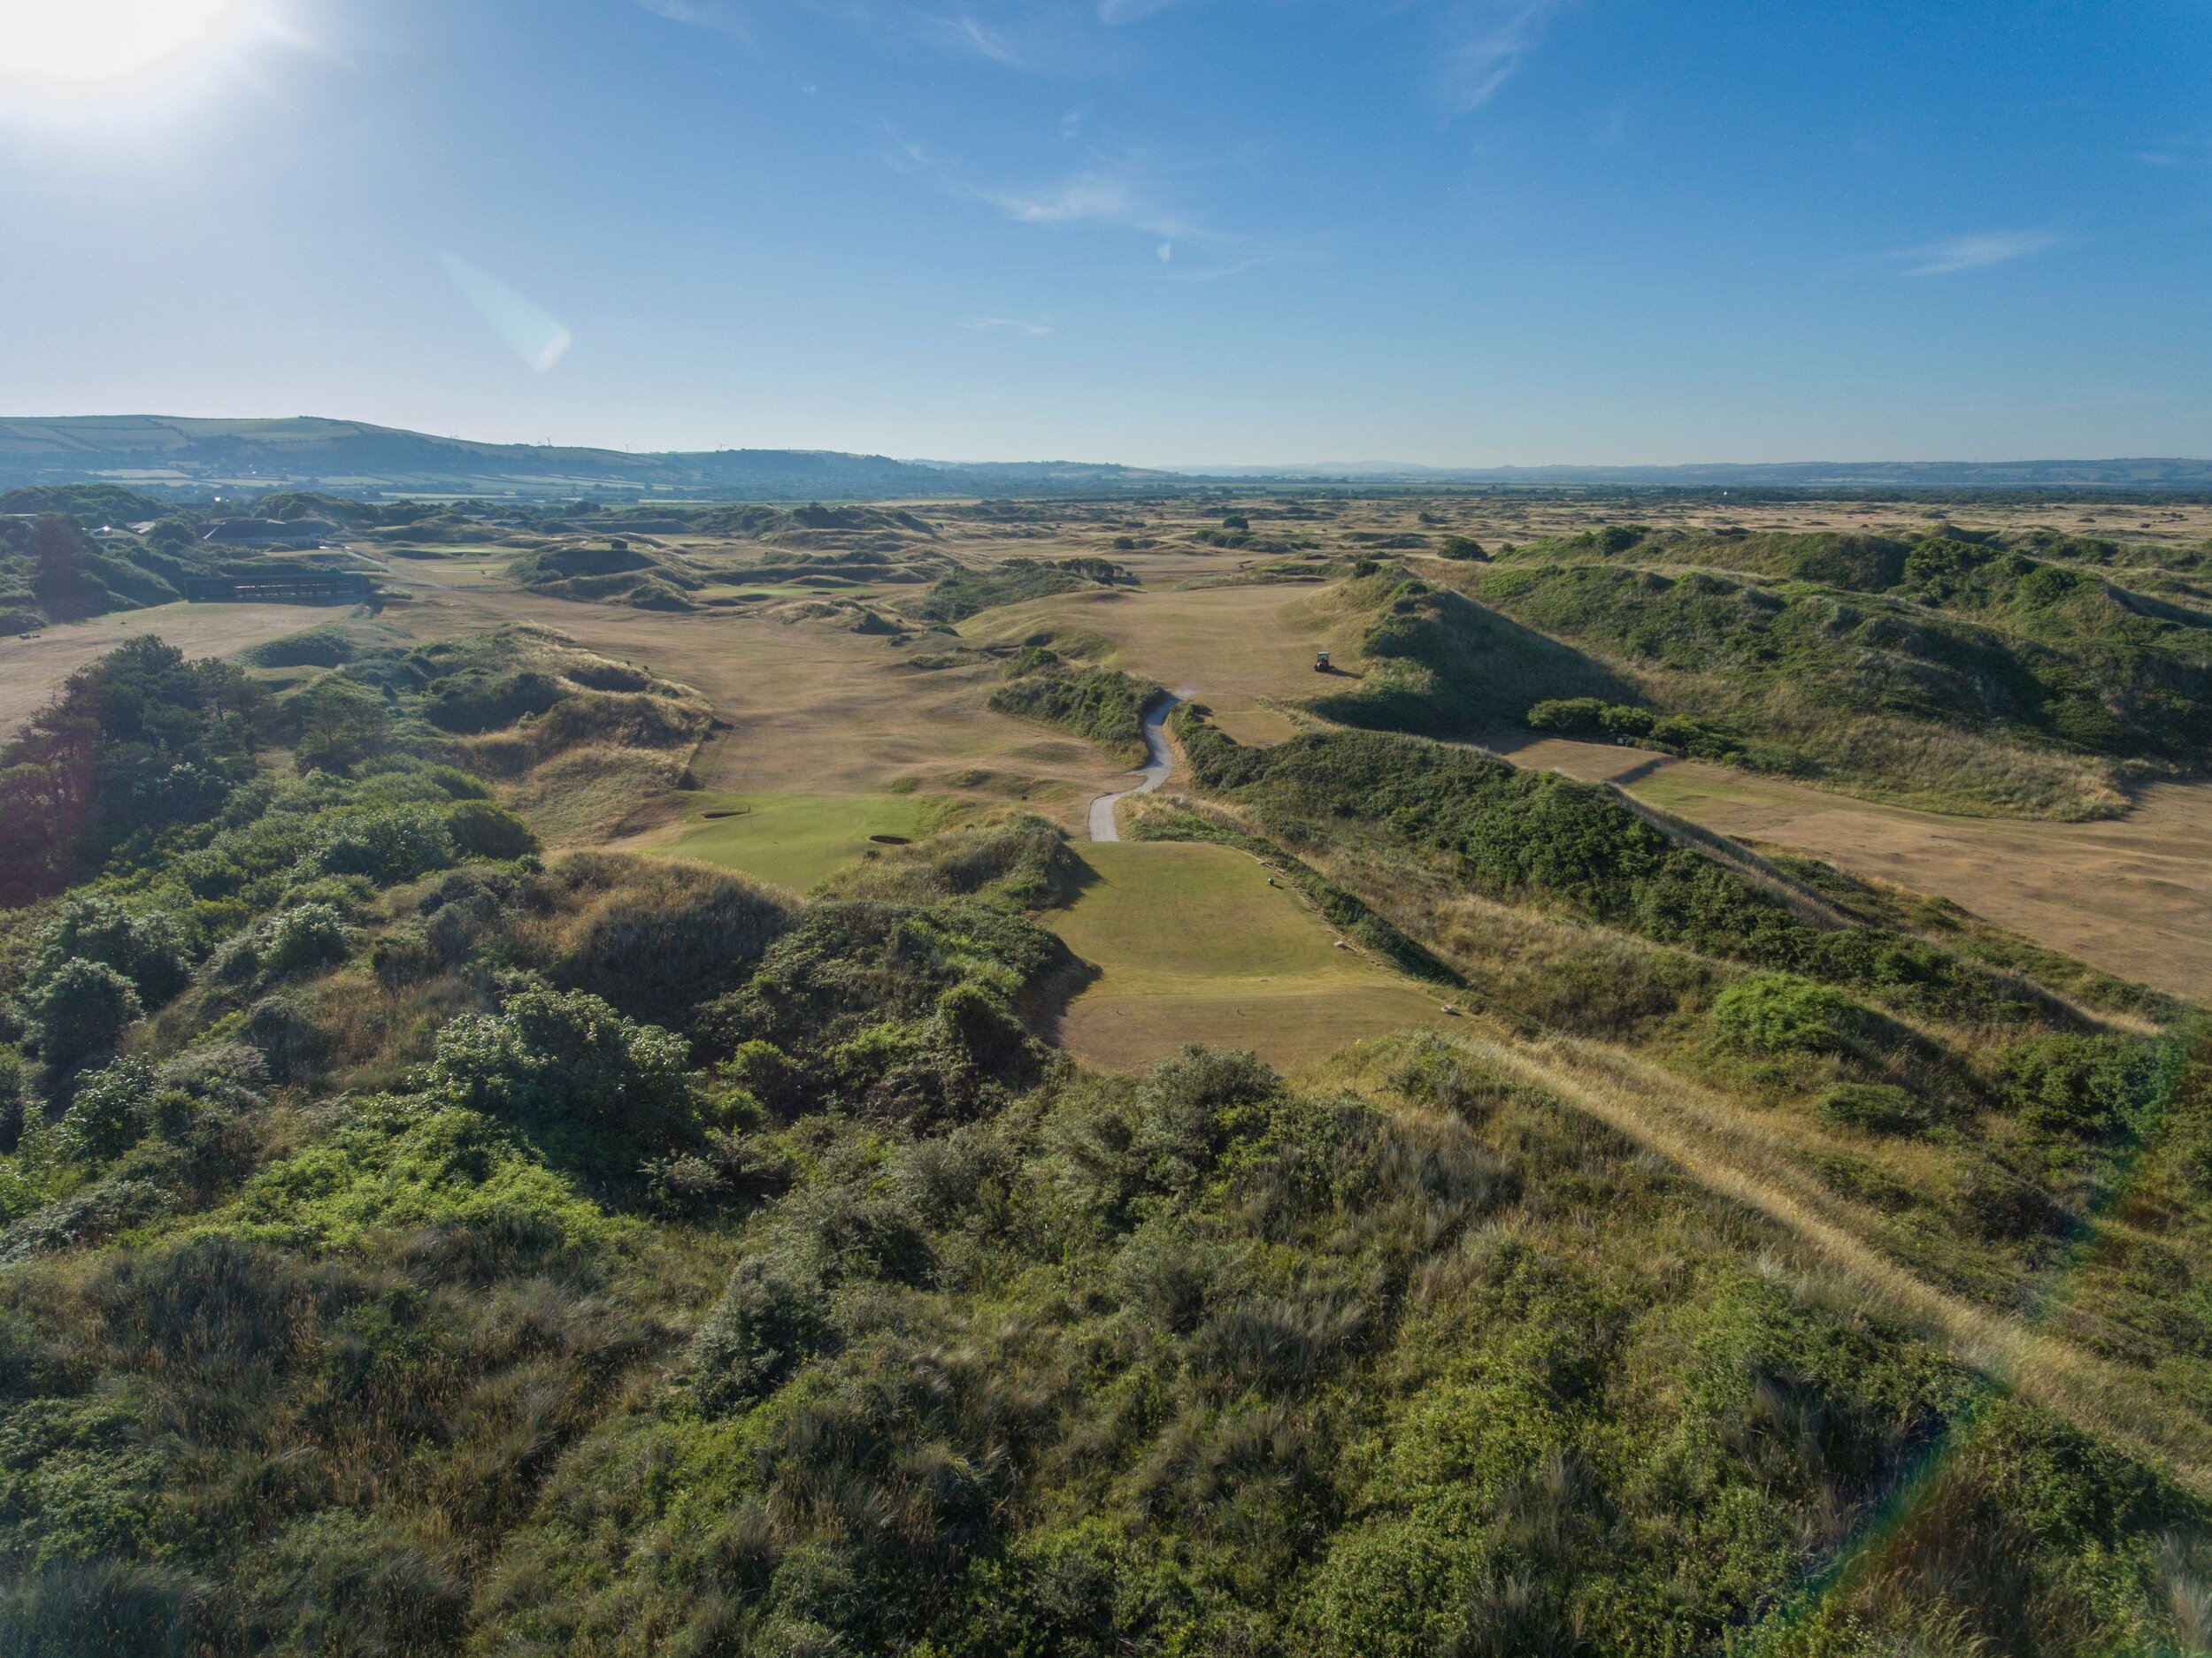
xmin=869 ymin=833 xmax=912 ymax=846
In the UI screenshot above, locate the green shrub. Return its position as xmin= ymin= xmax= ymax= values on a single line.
xmin=1526 ymin=695 xmax=1609 ymax=733
xmin=239 ymin=994 xmax=333 ymax=1084
xmin=935 ymin=982 xmax=1025 ymax=1069
xmin=425 ymin=985 xmax=697 ymax=1163
xmin=261 ymin=903 xmax=349 ymax=979
xmin=311 ymin=806 xmax=456 ymax=885
xmin=545 ymin=856 xmax=791 ymax=1032
xmin=214 ymin=902 xmax=349 ymax=987
xmin=987 ymin=660 xmax=1162 ymax=760
xmin=1813 ymin=1081 xmax=1932 ymax=1135
xmin=26 ymin=896 xmax=191 ymax=1008
xmin=1712 ymin=972 xmax=1864 ymax=1055
xmin=61 ymin=1056 xmax=156 ymax=1163
xmin=0 ymin=1048 xmax=26 ymax=1153
xmin=287 ymin=676 xmax=393 ymax=776
xmin=26 ymin=958 xmax=142 ymax=1065
xmin=1999 ymin=1034 xmax=2155 ymax=1138
xmin=442 ymin=799 xmax=539 ymax=861
xmin=423 ymin=667 xmax=566 ymax=734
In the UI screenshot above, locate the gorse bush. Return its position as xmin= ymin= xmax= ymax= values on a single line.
xmin=213 ymin=902 xmax=349 ymax=989
xmin=1999 ymin=1033 xmax=2157 ymax=1138
xmin=309 ymin=805 xmax=457 ymax=885
xmin=1712 ymin=972 xmax=1868 ymax=1055
xmin=425 ymin=984 xmax=696 ymax=1162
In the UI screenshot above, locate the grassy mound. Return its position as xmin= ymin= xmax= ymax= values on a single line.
xmin=986 ymin=647 xmax=1163 ymax=760
xmin=511 ymin=541 xmax=703 ymax=610
xmin=905 ymin=555 xmax=1134 ymax=624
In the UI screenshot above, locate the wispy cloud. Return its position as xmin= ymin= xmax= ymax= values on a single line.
xmin=1896 ymin=231 xmax=2057 ymax=277
xmin=1439 ymin=0 xmax=1569 ymax=114
xmin=630 ymin=0 xmax=752 ymax=43
xmin=962 ymin=317 xmax=1054 ymax=335
xmin=923 ymin=13 xmax=1022 ymax=65
xmin=974 ymin=170 xmax=1196 ymax=240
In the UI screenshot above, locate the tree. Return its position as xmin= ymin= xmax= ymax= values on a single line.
xmin=288 ymin=677 xmax=391 ymax=775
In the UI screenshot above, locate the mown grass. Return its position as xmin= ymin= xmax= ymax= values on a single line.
xmin=653 ymin=793 xmax=937 ymax=892
xmin=1041 ymin=840 xmax=1446 ymax=1069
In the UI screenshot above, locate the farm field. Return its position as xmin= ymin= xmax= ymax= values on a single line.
xmin=1043 ymin=840 xmax=1448 ymax=1070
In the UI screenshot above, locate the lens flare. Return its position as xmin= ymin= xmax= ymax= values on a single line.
xmin=441 ymin=254 xmax=574 ymax=373
xmin=0 ymin=0 xmax=250 ymax=84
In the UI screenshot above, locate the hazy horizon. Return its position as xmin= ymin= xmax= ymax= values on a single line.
xmin=4 ymin=2 xmax=2208 ymax=466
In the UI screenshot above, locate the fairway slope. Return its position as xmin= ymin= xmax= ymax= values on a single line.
xmin=1044 ymin=839 xmax=1446 ymax=1069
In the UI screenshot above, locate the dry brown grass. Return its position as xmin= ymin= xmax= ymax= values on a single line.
xmin=0 ymin=601 xmax=340 ymax=739
xmin=1510 ymin=732 xmax=2212 ymax=1002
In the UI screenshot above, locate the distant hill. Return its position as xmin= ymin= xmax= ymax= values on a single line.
xmin=0 ymin=416 xmax=1167 ymax=502
xmin=2 ymin=415 xmax=2207 ymax=498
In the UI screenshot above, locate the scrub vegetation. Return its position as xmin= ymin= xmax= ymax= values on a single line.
xmin=3 ymin=481 xmax=2212 ymax=1656
xmin=1435 ymin=525 xmax=2212 ymax=817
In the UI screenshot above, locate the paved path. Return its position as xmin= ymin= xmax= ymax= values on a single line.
xmin=1088 ymin=693 xmax=1186 ymax=841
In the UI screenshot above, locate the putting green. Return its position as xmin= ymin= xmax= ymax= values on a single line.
xmin=1045 ymin=841 xmax=1446 ymax=1071
xmin=654 ymin=793 xmax=928 ymax=892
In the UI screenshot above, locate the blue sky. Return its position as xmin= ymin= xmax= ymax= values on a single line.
xmin=1 ymin=0 xmax=2208 ymax=464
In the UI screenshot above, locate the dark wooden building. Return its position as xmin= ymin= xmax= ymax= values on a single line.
xmin=183 ymin=569 xmax=372 ymax=604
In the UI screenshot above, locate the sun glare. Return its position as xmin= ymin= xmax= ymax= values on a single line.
xmin=0 ymin=0 xmax=250 ymax=85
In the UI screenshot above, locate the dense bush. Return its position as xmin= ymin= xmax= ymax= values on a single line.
xmin=60 ymin=1056 xmax=156 ymax=1163
xmin=286 ymin=676 xmax=393 ymax=775
xmin=214 ymin=902 xmax=349 ymax=988
xmin=987 ymin=655 xmax=1163 ymax=759
xmin=1814 ymin=1081 xmax=1934 ymax=1136
xmin=1712 ymin=972 xmax=1868 ymax=1055
xmin=442 ymin=798 xmax=538 ymax=861
xmin=425 ymin=984 xmax=697 ymax=1163
xmin=0 ymin=635 xmax=261 ymax=902
xmin=25 ymin=957 xmax=142 ymax=1065
xmin=423 ymin=667 xmax=566 ymax=734
xmin=25 ymin=895 xmax=191 ymax=1008
xmin=541 ymin=855 xmax=790 ymax=1032
xmin=310 ymin=806 xmax=457 ymax=885
xmin=1999 ymin=1034 xmax=2156 ymax=1138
